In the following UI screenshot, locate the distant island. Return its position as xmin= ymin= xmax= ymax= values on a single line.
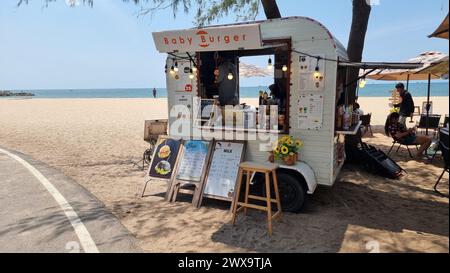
xmin=0 ymin=90 xmax=35 ymax=97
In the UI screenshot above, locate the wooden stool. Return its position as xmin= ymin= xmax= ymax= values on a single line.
xmin=231 ymin=162 xmax=282 ymax=236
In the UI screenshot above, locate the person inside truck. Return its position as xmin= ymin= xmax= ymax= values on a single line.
xmin=216 ymin=56 xmax=238 ymax=106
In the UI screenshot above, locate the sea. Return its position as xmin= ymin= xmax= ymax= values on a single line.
xmin=1 ymin=82 xmax=448 ymax=99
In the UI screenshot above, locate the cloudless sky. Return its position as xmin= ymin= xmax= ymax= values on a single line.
xmin=0 ymin=0 xmax=448 ymax=90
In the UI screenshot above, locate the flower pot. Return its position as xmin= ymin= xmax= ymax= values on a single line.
xmin=268 ymin=152 xmax=275 ymax=163
xmin=282 ymin=153 xmax=298 ymax=166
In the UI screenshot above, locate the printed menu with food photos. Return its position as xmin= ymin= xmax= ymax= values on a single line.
xmin=148 ymin=137 xmax=182 ymax=181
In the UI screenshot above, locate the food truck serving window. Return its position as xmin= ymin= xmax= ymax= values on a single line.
xmin=195 ymin=39 xmax=292 ymax=133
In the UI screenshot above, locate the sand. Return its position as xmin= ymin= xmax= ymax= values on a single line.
xmin=0 ymin=96 xmax=448 ymax=253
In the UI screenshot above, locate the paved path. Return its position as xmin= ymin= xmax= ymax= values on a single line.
xmin=0 ymin=147 xmax=141 ymax=253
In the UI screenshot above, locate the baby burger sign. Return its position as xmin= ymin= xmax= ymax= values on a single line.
xmin=152 ymin=24 xmax=262 ymax=53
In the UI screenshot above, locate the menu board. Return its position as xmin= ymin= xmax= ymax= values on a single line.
xmin=148 ymin=136 xmax=182 ymax=181
xmin=203 ymin=141 xmax=245 ymax=200
xmin=297 ymin=93 xmax=324 ymax=130
xmin=176 ymin=140 xmax=211 ymax=182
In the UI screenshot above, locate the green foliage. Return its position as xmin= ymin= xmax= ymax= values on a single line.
xmin=17 ymin=0 xmax=261 ymax=26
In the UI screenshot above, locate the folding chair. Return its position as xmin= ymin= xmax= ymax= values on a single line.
xmin=387 ymin=139 xmax=419 ymax=158
xmin=417 ymin=114 xmax=441 ymax=136
xmin=434 ymin=130 xmax=449 ymax=197
xmin=443 ymin=114 xmax=449 ymax=128
xmin=409 ymin=106 xmax=421 ymax=123
xmin=133 ymin=119 xmax=168 ymax=170
xmin=360 ymin=113 xmax=373 ymax=136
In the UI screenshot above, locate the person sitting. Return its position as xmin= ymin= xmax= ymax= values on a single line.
xmin=353 ymin=102 xmax=364 ymax=115
xmin=385 ymin=112 xmax=432 ymax=160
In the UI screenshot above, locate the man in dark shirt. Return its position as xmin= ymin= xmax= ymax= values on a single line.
xmin=394 ymin=83 xmax=415 ymax=126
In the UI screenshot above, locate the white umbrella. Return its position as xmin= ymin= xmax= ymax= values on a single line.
xmin=239 ymin=63 xmax=272 ymax=78
xmin=366 ymin=51 xmax=448 ymax=81
xmin=365 ymin=51 xmax=449 ymax=135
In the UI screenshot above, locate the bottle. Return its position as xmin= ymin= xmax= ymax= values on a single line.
xmin=343 ymin=107 xmax=351 ymax=130
xmin=336 ymin=105 xmax=344 ymax=130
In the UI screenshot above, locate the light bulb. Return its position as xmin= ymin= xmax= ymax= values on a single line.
xmin=227 ymin=72 xmax=234 ymax=80
xmin=170 ymin=66 xmax=175 ymax=75
xmin=282 ymin=65 xmax=288 ymax=72
xmin=174 ymin=61 xmax=179 ymax=72
xmin=267 ymin=57 xmax=273 ymax=70
xmin=313 ymin=66 xmax=321 ymax=79
xmin=189 ymin=68 xmax=195 ymax=79
xmin=192 ymin=66 xmax=198 ymax=73
xmin=359 ymin=79 xmax=367 ymax=88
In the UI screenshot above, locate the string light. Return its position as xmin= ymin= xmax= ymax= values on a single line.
xmin=170 ymin=65 xmax=175 ymax=75
xmin=282 ymin=65 xmax=288 ymax=72
xmin=174 ymin=61 xmax=179 ymax=72
xmin=267 ymin=57 xmax=273 ymax=70
xmin=192 ymin=65 xmax=198 ymax=73
xmin=189 ymin=68 xmax=195 ymax=79
xmin=313 ymin=57 xmax=321 ymax=79
xmin=227 ymin=69 xmax=234 ymax=80
xmin=359 ymin=78 xmax=367 ymax=88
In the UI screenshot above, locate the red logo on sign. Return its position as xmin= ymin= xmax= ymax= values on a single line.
xmin=185 ymin=84 xmax=193 ymax=92
xmin=196 ymin=30 xmax=210 ymax=48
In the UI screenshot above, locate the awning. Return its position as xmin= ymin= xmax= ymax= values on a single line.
xmin=429 ymin=13 xmax=449 ymax=39
xmin=339 ymin=62 xmax=422 ymax=70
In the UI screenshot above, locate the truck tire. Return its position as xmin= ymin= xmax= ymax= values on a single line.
xmin=276 ymin=172 xmax=307 ymax=212
xmin=260 ymin=172 xmax=307 ymax=213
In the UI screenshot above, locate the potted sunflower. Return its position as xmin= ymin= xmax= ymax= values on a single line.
xmin=270 ymin=136 xmax=304 ymax=166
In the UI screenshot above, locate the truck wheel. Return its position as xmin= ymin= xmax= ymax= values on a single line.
xmin=277 ymin=172 xmax=307 ymax=212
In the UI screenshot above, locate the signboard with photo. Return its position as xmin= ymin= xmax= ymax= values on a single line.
xmin=147 ymin=136 xmax=182 ymax=181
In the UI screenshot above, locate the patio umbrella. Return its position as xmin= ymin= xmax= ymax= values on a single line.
xmin=429 ymin=13 xmax=449 ymax=40
xmin=366 ymin=52 xmax=449 ymax=135
xmin=239 ymin=63 xmax=272 ymax=78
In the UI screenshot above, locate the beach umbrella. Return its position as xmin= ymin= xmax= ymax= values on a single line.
xmin=239 ymin=63 xmax=272 ymax=78
xmin=366 ymin=52 xmax=449 ymax=135
xmin=366 ymin=52 xmax=448 ymax=81
xmin=429 ymin=13 xmax=449 ymax=40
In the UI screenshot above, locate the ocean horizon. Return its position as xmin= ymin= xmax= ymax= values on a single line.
xmin=1 ymin=82 xmax=448 ymax=99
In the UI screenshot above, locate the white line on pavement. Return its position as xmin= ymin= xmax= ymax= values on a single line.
xmin=0 ymin=148 xmax=99 ymax=253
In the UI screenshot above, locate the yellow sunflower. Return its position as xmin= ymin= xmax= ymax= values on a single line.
xmin=272 ymin=140 xmax=279 ymax=149
xmin=295 ymin=140 xmax=303 ymax=148
xmin=286 ymin=139 xmax=294 ymax=146
xmin=281 ymin=146 xmax=289 ymax=155
xmin=274 ymin=146 xmax=280 ymax=154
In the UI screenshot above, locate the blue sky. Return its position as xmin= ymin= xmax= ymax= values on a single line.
xmin=0 ymin=0 xmax=448 ymax=90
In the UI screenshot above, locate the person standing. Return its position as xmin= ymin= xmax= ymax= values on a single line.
xmin=393 ymin=83 xmax=415 ymax=126
xmin=152 ymin=88 xmax=157 ymax=98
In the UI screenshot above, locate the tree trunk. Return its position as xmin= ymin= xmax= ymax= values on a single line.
xmin=347 ymin=0 xmax=371 ymax=104
xmin=261 ymin=0 xmax=282 ymax=19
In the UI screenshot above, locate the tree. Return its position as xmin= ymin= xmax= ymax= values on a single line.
xmin=17 ymin=0 xmax=281 ymax=26
xmin=347 ymin=0 xmax=372 ymax=104
xmin=18 ymin=1 xmax=371 ymax=103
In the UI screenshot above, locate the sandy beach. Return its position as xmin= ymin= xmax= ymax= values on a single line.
xmin=0 ymin=96 xmax=448 ymax=252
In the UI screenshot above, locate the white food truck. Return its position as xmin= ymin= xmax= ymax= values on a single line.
xmin=152 ymin=17 xmax=361 ymax=211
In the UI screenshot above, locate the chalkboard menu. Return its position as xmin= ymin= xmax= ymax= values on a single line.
xmin=203 ymin=141 xmax=246 ymax=200
xmin=176 ymin=140 xmax=212 ymax=182
xmin=148 ymin=136 xmax=182 ymax=181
